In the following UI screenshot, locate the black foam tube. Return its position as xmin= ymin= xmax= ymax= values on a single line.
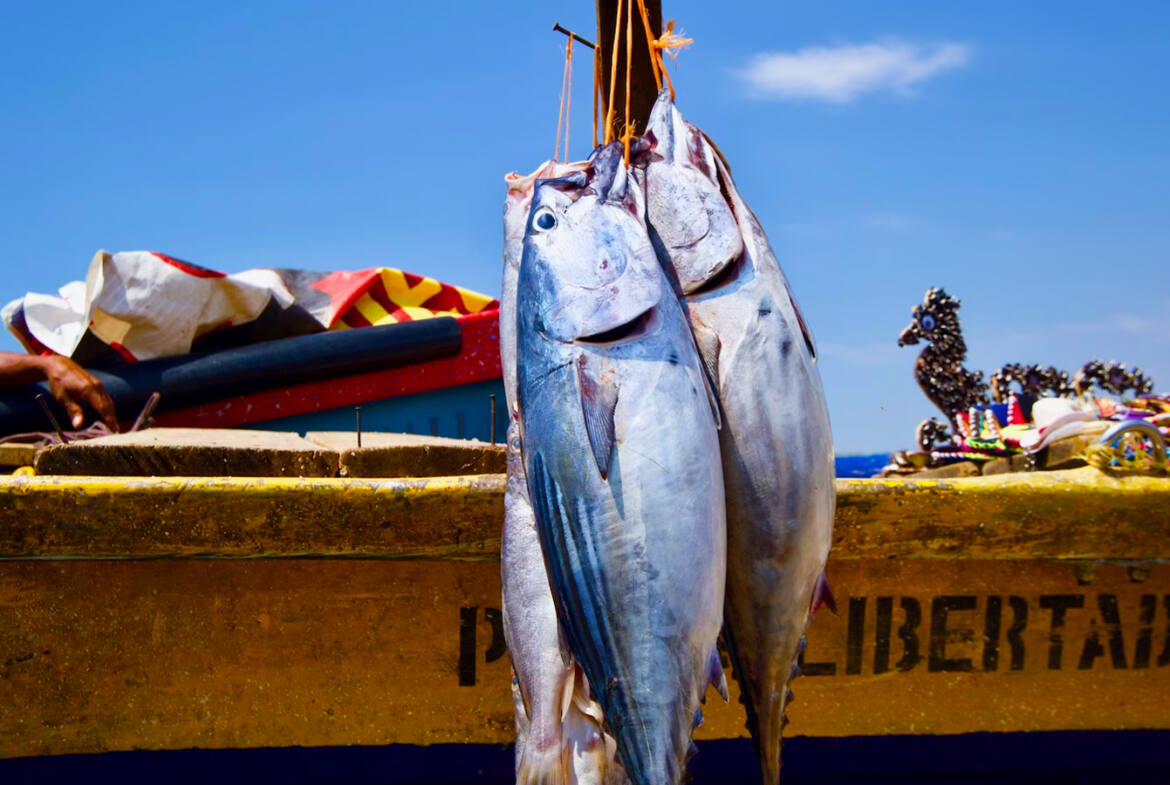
xmin=0 ymin=317 xmax=463 ymax=434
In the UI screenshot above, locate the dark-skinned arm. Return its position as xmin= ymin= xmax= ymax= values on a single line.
xmin=0 ymin=352 xmax=119 ymax=431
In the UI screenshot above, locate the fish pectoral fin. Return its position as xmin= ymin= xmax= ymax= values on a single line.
xmin=708 ymin=646 xmax=730 ymax=703
xmin=576 ymin=355 xmax=619 ymax=480
xmin=690 ymin=321 xmax=723 ymax=430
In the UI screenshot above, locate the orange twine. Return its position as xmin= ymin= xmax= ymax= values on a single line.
xmin=592 ymin=45 xmax=601 ymax=149
xmin=653 ymin=21 xmax=693 ymax=100
xmin=635 ymin=0 xmax=662 ymax=91
xmin=604 ymin=0 xmax=623 ymax=145
xmin=554 ymin=37 xmax=575 ymax=162
xmin=563 ymin=37 xmax=573 ymax=162
xmin=588 ymin=5 xmax=691 ymax=156
xmin=623 ymin=0 xmax=633 ymax=164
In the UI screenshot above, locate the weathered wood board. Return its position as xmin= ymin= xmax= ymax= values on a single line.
xmin=305 ymin=432 xmax=504 ymax=478
xmin=0 ymin=468 xmax=1167 ymax=758
xmin=35 ymin=429 xmax=337 ymax=478
xmin=0 ymin=443 xmax=37 ymax=468
xmin=31 ymin=428 xmax=506 ymax=480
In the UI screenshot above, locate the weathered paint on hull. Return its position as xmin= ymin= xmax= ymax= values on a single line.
xmin=0 ymin=469 xmax=1167 ymax=758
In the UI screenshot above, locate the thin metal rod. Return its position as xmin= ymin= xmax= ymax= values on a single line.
xmin=490 ymin=395 xmax=497 ymax=446
xmin=553 ymin=23 xmax=596 ymax=50
xmin=355 ymin=406 xmax=362 ymax=449
xmin=34 ymin=394 xmax=69 ymax=444
xmin=131 ymin=392 xmax=161 ymax=432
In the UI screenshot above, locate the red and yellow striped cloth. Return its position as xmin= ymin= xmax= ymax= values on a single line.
xmin=312 ymin=268 xmax=499 ymax=330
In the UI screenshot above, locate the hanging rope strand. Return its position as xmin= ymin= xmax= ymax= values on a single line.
xmin=623 ymin=0 xmax=633 ymax=164
xmin=554 ymin=38 xmax=572 ymax=161
xmin=604 ymin=0 xmax=624 ymax=144
xmin=563 ymin=37 xmax=573 ymax=161
xmin=593 ymin=45 xmax=601 ymax=149
xmin=635 ymin=0 xmax=662 ymax=91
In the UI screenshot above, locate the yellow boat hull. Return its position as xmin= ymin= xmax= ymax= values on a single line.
xmin=1 ymin=468 xmax=1167 ymax=758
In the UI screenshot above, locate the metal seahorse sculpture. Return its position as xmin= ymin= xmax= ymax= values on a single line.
xmin=1073 ymin=360 xmax=1155 ymax=398
xmin=899 ymin=287 xmax=1156 ymax=454
xmin=897 ymin=287 xmax=990 ymax=447
xmin=990 ymin=363 xmax=1073 ymax=403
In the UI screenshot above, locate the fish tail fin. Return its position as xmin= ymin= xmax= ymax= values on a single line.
xmin=707 ymin=646 xmax=729 ymax=702
xmin=723 ymin=625 xmax=788 ymax=785
xmin=754 ymin=700 xmax=786 ymax=785
xmin=517 ymin=738 xmax=569 ymax=785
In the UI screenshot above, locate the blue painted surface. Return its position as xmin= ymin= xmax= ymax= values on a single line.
xmin=252 ymin=379 xmax=510 ymax=444
xmin=252 ymin=380 xmax=889 ymax=477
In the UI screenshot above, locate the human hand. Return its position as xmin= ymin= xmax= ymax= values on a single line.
xmin=40 ymin=355 xmax=119 ymax=431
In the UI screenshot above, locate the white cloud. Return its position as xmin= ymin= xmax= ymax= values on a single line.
xmin=738 ymin=40 xmax=971 ymax=103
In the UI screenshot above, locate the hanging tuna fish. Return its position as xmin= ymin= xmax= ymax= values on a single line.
xmin=639 ymin=89 xmax=836 ymax=785
xmin=502 ymin=159 xmax=628 ymax=785
xmin=514 ymin=141 xmax=727 ymax=785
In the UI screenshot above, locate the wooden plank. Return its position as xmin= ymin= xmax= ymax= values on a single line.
xmin=0 ymin=443 xmax=37 ymax=468
xmin=1 ymin=558 xmax=1165 ymax=757
xmin=833 ymin=469 xmax=1170 ymax=561
xmin=305 ymin=432 xmax=504 ymax=478
xmin=34 ymin=428 xmax=337 ymax=478
xmin=0 ymin=468 xmax=1165 ymax=561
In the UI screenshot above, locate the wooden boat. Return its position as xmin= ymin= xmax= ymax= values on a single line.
xmin=0 ymin=464 xmax=1167 ymax=779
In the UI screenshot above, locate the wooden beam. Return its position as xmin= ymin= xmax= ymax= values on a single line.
xmin=596 ymin=0 xmax=663 ymax=143
xmin=1 ymin=468 xmax=1168 ymax=560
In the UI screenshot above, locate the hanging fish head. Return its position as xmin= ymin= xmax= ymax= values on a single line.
xmin=641 ymin=89 xmax=744 ymax=294
xmin=501 ymin=159 xmax=590 ymax=410
xmin=521 ymin=144 xmax=663 ymax=346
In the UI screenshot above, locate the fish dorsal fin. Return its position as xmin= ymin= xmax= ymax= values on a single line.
xmin=576 ymin=354 xmax=619 ymax=480
xmin=811 ymin=571 xmax=837 ymax=616
xmin=708 ymin=646 xmax=729 ymax=702
xmin=690 ymin=320 xmax=723 ymax=431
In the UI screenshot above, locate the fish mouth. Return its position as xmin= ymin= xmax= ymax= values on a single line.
xmin=686 ymin=251 xmax=744 ymax=297
xmin=576 ymin=308 xmax=655 ymax=345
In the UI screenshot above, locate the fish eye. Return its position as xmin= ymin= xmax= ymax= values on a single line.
xmin=920 ymin=314 xmax=936 ymax=331
xmin=510 ymin=436 xmax=521 ymax=450
xmin=533 ymin=208 xmax=557 ymax=231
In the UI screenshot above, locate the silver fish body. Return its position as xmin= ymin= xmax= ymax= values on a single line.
xmin=516 ymin=143 xmax=726 ymax=785
xmin=643 ymin=92 xmax=835 ymax=785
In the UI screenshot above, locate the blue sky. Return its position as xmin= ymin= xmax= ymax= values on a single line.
xmin=2 ymin=1 xmax=1166 ymax=452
